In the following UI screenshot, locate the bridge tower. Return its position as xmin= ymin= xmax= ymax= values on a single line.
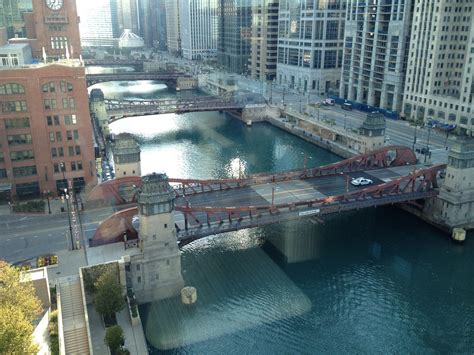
xmin=89 ymin=89 xmax=110 ymax=137
xmin=428 ymin=138 xmax=474 ymax=230
xmin=113 ymin=133 xmax=141 ymax=177
xmin=130 ymin=173 xmax=184 ymax=303
xmin=359 ymin=112 xmax=386 ymax=152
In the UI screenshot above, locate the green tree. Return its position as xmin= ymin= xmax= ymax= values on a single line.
xmin=0 ymin=260 xmax=42 ymax=353
xmin=104 ymin=325 xmax=125 ymax=354
xmin=93 ymin=270 xmax=124 ymax=317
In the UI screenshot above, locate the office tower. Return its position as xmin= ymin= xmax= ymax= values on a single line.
xmin=76 ymin=0 xmax=115 ymax=47
xmin=249 ymin=0 xmax=279 ymax=81
xmin=111 ymin=0 xmax=140 ymax=35
xmin=155 ymin=0 xmax=167 ymax=50
xmin=1 ymin=0 xmax=82 ymax=60
xmin=0 ymin=0 xmax=96 ymax=200
xmin=166 ymin=0 xmax=180 ymax=54
xmin=403 ymin=0 xmax=474 ymax=134
xmin=139 ymin=0 xmax=167 ymax=49
xmin=277 ymin=0 xmax=346 ymax=95
xmin=217 ymin=0 xmax=252 ymax=74
xmin=340 ymin=0 xmax=413 ymax=113
xmin=179 ymin=0 xmax=219 ymax=61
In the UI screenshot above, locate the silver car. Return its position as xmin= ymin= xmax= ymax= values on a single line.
xmin=351 ymin=177 xmax=373 ymax=186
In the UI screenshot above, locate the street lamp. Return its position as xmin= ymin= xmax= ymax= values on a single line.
xmin=63 ymin=188 xmax=74 ymax=250
xmin=44 ymin=190 xmax=51 ymax=214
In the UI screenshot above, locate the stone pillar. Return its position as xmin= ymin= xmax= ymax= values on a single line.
xmin=113 ymin=133 xmax=141 ymax=177
xmin=131 ymin=173 xmax=184 ymax=304
xmin=89 ymin=89 xmax=110 ymax=137
xmin=428 ymin=138 xmax=474 ymax=230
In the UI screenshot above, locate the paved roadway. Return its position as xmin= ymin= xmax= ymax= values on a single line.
xmin=0 ymin=207 xmax=117 ymax=264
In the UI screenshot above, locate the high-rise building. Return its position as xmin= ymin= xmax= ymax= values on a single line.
xmin=76 ymin=0 xmax=115 ymax=47
xmin=179 ymin=0 xmax=219 ymax=61
xmin=402 ymin=1 xmax=474 ymax=134
xmin=340 ymin=0 xmax=413 ymax=113
xmin=111 ymin=0 xmax=140 ymax=36
xmin=249 ymin=0 xmax=279 ymax=81
xmin=166 ymin=0 xmax=180 ymax=54
xmin=0 ymin=0 xmax=96 ymax=201
xmin=1 ymin=0 xmax=82 ymax=60
xmin=217 ymin=0 xmax=252 ymax=74
xmin=276 ymin=0 xmax=346 ymax=95
xmin=138 ymin=0 xmax=167 ymax=49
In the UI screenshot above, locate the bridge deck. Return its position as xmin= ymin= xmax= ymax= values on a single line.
xmin=173 ymin=164 xmax=423 ymax=230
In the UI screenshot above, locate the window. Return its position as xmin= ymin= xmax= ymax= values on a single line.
xmin=68 ymin=146 xmax=74 ymax=156
xmin=8 ymin=134 xmax=32 ymax=145
xmin=10 ymin=150 xmax=34 ymax=161
xmin=60 ymin=81 xmax=73 ymax=92
xmin=75 ymin=146 xmax=81 ymax=155
xmin=13 ymin=165 xmax=37 ymax=177
xmin=0 ymin=152 xmax=3 ymax=162
xmin=58 ymin=147 xmax=64 ymax=157
xmin=46 ymin=115 xmax=60 ymax=126
xmin=51 ymin=36 xmax=68 ymax=49
xmin=51 ymin=148 xmax=58 ymax=158
xmin=5 ymin=117 xmax=29 ymax=129
xmin=56 ymin=131 xmax=62 ymax=142
xmin=0 ymin=169 xmax=6 ymax=179
xmin=1 ymin=101 xmax=27 ymax=113
xmin=53 ymin=164 xmax=60 ymax=173
xmin=66 ymin=130 xmax=73 ymax=141
xmin=64 ymin=114 xmax=77 ymax=125
xmin=42 ymin=82 xmax=56 ymax=93
xmin=73 ymin=130 xmax=79 ymax=140
xmin=49 ymin=132 xmax=55 ymax=142
xmin=0 ymin=83 xmax=25 ymax=95
xmin=44 ymin=99 xmax=57 ymax=110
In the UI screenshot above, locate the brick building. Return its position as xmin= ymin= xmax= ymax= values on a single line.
xmin=0 ymin=62 xmax=97 ymax=199
xmin=0 ymin=0 xmax=96 ymax=201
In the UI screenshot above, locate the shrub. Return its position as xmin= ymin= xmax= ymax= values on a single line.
xmin=12 ymin=200 xmax=45 ymax=213
xmin=104 ymin=325 xmax=124 ymax=354
xmin=48 ymin=310 xmax=59 ymax=355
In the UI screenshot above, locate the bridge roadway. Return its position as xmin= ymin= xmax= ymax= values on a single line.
xmin=89 ymin=146 xmax=445 ymax=247
xmin=86 ymin=71 xmax=191 ymax=87
xmin=106 ymin=97 xmax=244 ymax=119
xmin=172 ymin=164 xmax=442 ymax=244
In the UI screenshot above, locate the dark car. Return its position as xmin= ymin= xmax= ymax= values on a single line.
xmin=341 ymin=103 xmax=353 ymax=111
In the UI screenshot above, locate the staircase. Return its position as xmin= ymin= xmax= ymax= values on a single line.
xmin=58 ymin=275 xmax=91 ymax=354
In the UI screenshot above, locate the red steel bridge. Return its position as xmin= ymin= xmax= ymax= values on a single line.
xmin=105 ymin=96 xmax=244 ymax=121
xmin=88 ymin=146 xmax=446 ymax=247
xmin=86 ymin=71 xmax=192 ymax=87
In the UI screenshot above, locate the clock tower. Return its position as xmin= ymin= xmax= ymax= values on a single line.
xmin=13 ymin=0 xmax=82 ymax=59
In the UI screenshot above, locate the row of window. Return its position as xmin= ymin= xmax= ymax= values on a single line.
xmin=51 ymin=145 xmax=81 ymax=158
xmin=47 ymin=114 xmax=77 ymax=126
xmin=48 ymin=130 xmax=80 ymax=142
xmin=1 ymin=101 xmax=27 ymax=113
xmin=4 ymin=117 xmax=30 ymax=129
xmin=53 ymin=161 xmax=83 ymax=173
xmin=44 ymin=98 xmax=76 ymax=110
xmin=42 ymin=81 xmax=74 ymax=93
xmin=0 ymin=83 xmax=25 ymax=95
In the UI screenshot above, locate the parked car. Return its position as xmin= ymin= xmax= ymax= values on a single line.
xmin=342 ymin=103 xmax=353 ymax=111
xmin=323 ymin=98 xmax=335 ymax=106
xmin=351 ymin=177 xmax=373 ymax=186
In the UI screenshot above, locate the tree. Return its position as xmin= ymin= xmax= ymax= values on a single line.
xmin=0 ymin=260 xmax=42 ymax=353
xmin=93 ymin=270 xmax=124 ymax=317
xmin=104 ymin=325 xmax=124 ymax=354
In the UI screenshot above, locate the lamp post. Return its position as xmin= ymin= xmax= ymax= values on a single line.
xmin=412 ymin=123 xmax=418 ymax=150
xmin=44 ymin=190 xmax=51 ymax=214
xmin=63 ymin=188 xmax=74 ymax=250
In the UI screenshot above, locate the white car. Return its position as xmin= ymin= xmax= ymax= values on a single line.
xmin=351 ymin=177 xmax=373 ymax=186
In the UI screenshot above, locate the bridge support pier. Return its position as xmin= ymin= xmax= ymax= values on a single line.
xmin=130 ymin=173 xmax=184 ymax=304
xmin=266 ymin=225 xmax=322 ymax=264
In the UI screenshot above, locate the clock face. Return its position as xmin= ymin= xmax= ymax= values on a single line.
xmin=45 ymin=0 xmax=63 ymax=10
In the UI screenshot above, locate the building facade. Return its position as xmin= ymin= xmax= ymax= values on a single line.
xmin=180 ymin=0 xmax=219 ymax=61
xmin=166 ymin=0 xmax=181 ymax=54
xmin=76 ymin=0 xmax=115 ymax=47
xmin=402 ymin=0 xmax=474 ymax=135
xmin=340 ymin=0 xmax=413 ymax=113
xmin=112 ymin=0 xmax=140 ymax=35
xmin=0 ymin=63 xmax=97 ymax=199
xmin=249 ymin=0 xmax=279 ymax=81
xmin=2 ymin=0 xmax=82 ymax=60
xmin=217 ymin=0 xmax=252 ymax=74
xmin=276 ymin=0 xmax=346 ymax=95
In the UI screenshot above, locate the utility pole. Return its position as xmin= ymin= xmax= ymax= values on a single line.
xmin=412 ymin=123 xmax=418 ymax=151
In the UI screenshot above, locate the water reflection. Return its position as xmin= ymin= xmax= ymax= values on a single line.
xmin=85 ymin=65 xmax=135 ymax=74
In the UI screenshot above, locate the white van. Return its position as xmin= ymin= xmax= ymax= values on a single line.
xmin=323 ymin=98 xmax=335 ymax=106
